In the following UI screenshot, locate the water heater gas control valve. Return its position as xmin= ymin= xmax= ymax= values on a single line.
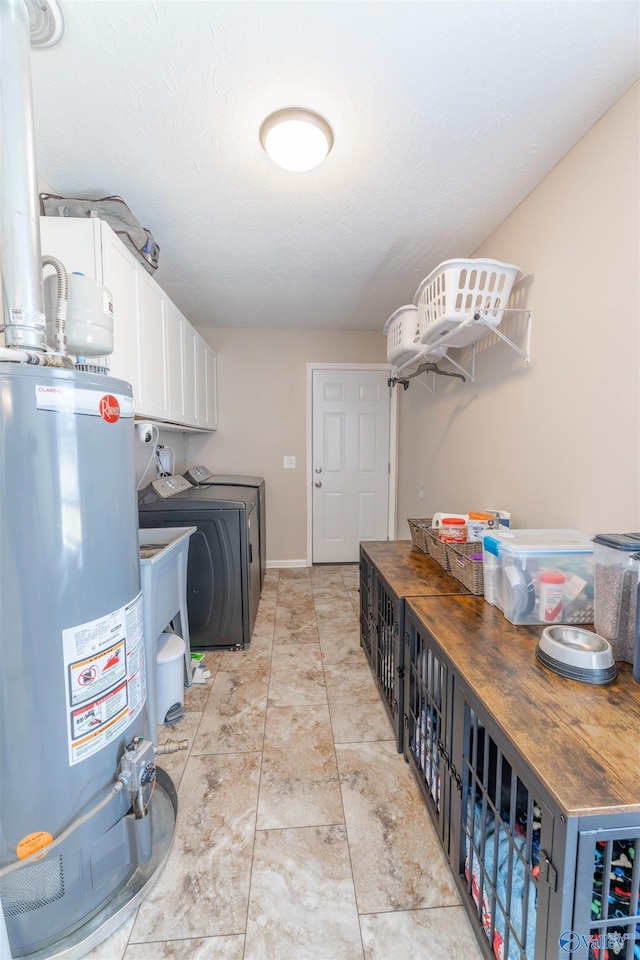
xmin=119 ymin=737 xmax=156 ymax=793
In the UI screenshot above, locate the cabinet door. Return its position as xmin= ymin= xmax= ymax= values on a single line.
xmin=573 ymin=822 xmax=640 ymax=960
xmin=138 ymin=272 xmax=169 ymax=420
xmin=165 ymin=300 xmax=185 ymax=423
xmin=451 ymin=683 xmax=551 ymax=960
xmin=202 ymin=343 xmax=218 ymax=430
xmin=182 ymin=323 xmax=199 ymax=426
xmin=195 ymin=336 xmax=217 ymax=430
xmin=99 ymin=222 xmax=141 ymax=397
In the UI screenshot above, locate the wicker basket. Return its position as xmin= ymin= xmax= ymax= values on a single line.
xmin=444 ymin=541 xmax=484 ymax=594
xmin=425 ymin=529 xmax=451 ymax=570
xmin=407 ymin=518 xmax=432 ymax=554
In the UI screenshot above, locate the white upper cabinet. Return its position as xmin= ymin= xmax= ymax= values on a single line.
xmin=39 ymin=216 xmax=216 ymax=431
xmin=40 ymin=217 xmax=142 ymax=399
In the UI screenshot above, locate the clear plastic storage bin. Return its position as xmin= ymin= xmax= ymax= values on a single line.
xmin=592 ymin=533 xmax=640 ymax=663
xmin=485 ymin=529 xmax=594 ymax=626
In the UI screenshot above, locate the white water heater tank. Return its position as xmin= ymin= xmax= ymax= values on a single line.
xmin=44 ymin=271 xmax=114 ymax=357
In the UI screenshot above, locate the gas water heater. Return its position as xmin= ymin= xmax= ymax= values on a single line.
xmin=0 ymin=366 xmax=176 ymax=957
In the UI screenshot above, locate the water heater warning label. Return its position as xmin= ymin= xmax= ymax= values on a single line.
xmin=62 ymin=593 xmax=146 ymax=766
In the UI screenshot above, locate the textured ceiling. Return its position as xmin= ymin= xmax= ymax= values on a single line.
xmin=30 ymin=1 xmax=639 ymax=331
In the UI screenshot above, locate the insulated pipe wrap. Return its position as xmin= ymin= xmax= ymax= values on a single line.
xmin=0 ymin=0 xmax=46 ymax=350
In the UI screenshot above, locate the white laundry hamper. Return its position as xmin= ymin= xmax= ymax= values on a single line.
xmin=414 ymin=258 xmax=521 ymax=350
xmin=156 ymin=631 xmax=186 ymax=725
xmin=384 ymin=304 xmax=446 ymax=367
xmin=384 ymin=305 xmax=420 ymax=366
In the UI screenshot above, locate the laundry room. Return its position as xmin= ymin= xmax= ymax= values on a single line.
xmin=0 ymin=2 xmax=639 ymax=960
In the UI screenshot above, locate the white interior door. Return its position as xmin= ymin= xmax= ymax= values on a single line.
xmin=312 ymin=368 xmax=391 ymax=563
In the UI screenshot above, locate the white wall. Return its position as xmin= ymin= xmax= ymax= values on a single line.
xmin=397 ymin=81 xmax=639 ymax=536
xmin=187 ymin=328 xmax=386 ymax=563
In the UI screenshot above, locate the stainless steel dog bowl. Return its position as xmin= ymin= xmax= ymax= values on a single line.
xmin=536 ymin=625 xmax=617 ymax=684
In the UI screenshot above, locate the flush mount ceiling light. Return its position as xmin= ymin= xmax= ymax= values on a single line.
xmin=259 ymin=107 xmax=333 ymax=172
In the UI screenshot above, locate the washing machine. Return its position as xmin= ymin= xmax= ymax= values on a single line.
xmin=138 ymin=476 xmax=260 ymax=649
xmin=184 ymin=466 xmax=266 ymax=589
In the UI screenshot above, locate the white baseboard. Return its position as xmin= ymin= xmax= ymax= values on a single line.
xmin=266 ymin=559 xmax=310 ymax=569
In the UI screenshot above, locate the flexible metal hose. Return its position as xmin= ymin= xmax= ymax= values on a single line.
xmin=41 ymin=255 xmax=68 ymax=355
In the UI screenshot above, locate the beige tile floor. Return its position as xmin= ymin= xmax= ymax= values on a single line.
xmin=87 ymin=565 xmax=484 ymax=960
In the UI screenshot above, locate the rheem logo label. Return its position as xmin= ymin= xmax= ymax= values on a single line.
xmin=100 ymin=395 xmax=120 ymax=423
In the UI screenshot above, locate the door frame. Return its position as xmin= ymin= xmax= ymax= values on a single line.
xmin=305 ymin=363 xmax=398 ymax=567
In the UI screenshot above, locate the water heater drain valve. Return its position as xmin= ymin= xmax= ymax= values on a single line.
xmin=119 ymin=737 xmax=157 ymax=817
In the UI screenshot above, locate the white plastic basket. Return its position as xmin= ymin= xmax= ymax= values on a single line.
xmin=414 ymin=258 xmax=521 ymax=350
xmin=383 ymin=305 xmax=421 ymax=366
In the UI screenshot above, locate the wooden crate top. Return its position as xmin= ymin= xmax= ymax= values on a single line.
xmin=360 ymin=539 xmax=470 ymax=599
xmin=406 ymin=594 xmax=640 ymax=818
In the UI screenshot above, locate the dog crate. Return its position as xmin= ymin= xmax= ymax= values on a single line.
xmin=360 ymin=541 xmax=470 ymax=753
xmin=399 ymin=595 xmax=640 ymax=960
xmin=450 ymin=680 xmax=640 ymax=960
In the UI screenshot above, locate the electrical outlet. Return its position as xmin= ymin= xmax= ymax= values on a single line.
xmin=157 ymin=449 xmax=171 ymax=474
xmin=283 ymin=456 xmax=296 ymax=469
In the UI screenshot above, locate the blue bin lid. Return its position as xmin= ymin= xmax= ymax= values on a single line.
xmin=593 ymin=533 xmax=640 ymax=551
xmin=488 ymin=529 xmax=593 ymax=557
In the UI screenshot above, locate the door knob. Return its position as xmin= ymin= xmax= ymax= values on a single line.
xmin=315 ymin=481 xmax=322 ymax=488
xmin=315 ymin=466 xmax=323 ymax=474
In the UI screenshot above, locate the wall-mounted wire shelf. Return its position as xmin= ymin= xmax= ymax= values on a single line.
xmin=388 ymin=307 xmax=532 ymax=393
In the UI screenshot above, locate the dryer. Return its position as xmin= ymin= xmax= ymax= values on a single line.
xmin=184 ymin=466 xmax=266 ymax=588
xmin=138 ymin=477 xmax=259 ymax=649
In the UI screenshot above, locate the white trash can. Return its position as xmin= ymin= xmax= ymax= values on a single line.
xmin=156 ymin=631 xmax=186 ymax=725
